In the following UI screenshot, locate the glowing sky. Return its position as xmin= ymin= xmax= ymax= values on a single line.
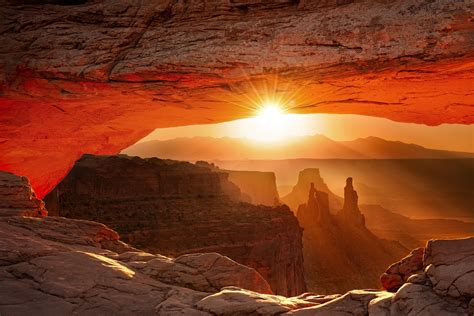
xmin=139 ymin=114 xmax=474 ymax=153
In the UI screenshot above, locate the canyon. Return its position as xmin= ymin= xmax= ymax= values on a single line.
xmin=1 ymin=0 xmax=473 ymax=197
xmin=1 ymin=170 xmax=473 ymax=315
xmin=281 ymin=167 xmax=474 ymax=249
xmin=43 ymin=154 xmax=473 ymax=295
xmin=294 ymin=175 xmax=408 ymax=293
xmin=0 ymin=0 xmax=473 ymax=314
xmin=44 ymin=154 xmax=306 ymax=296
xmin=217 ymin=158 xmax=474 ymax=220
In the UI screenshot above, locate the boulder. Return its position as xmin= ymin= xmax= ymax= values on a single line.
xmin=380 ymin=247 xmax=424 ymax=292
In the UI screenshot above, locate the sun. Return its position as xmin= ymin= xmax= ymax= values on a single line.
xmin=256 ymin=102 xmax=286 ymax=121
xmin=246 ymin=101 xmax=295 ymax=142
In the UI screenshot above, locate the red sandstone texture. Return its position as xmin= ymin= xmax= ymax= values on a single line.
xmin=0 ymin=171 xmax=47 ymax=217
xmin=0 ymin=0 xmax=473 ymax=197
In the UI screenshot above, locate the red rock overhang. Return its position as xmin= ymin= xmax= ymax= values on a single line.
xmin=0 ymin=0 xmax=473 ymax=196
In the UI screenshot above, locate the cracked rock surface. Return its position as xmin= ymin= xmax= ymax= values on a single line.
xmin=1 ymin=170 xmax=473 ymax=315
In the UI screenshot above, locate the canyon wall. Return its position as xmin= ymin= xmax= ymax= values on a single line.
xmin=1 ymin=169 xmax=473 ymax=315
xmin=44 ymin=155 xmax=306 ymax=296
xmin=224 ymin=170 xmax=280 ymax=206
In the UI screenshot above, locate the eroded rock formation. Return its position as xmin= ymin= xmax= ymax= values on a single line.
xmin=295 ymin=179 xmax=408 ymax=294
xmin=223 ymin=170 xmax=280 ymax=206
xmin=296 ymin=182 xmax=331 ymax=227
xmin=44 ymin=155 xmax=306 ymax=296
xmin=1 ymin=215 xmax=472 ymax=314
xmin=195 ymin=161 xmax=280 ymax=206
xmin=1 ymin=0 xmax=473 ymax=198
xmin=0 ymin=171 xmax=47 ymax=217
xmin=339 ymin=177 xmax=366 ymax=226
xmin=1 ymin=170 xmax=473 ymax=315
xmin=282 ymin=168 xmax=343 ymax=212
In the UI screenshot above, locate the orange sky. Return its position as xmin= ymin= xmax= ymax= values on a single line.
xmin=139 ymin=114 xmax=474 ymax=153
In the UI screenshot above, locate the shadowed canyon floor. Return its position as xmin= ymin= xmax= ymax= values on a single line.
xmin=1 ymin=170 xmax=473 ymax=315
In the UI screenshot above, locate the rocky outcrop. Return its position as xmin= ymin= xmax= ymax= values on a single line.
xmin=0 ymin=171 xmax=473 ymax=315
xmin=224 ymin=170 xmax=280 ymax=206
xmin=1 ymin=0 xmax=473 ymax=199
xmin=380 ymin=247 xmax=424 ymax=292
xmin=1 ymin=211 xmax=472 ymax=315
xmin=386 ymin=237 xmax=474 ymax=315
xmin=295 ymin=179 xmax=408 ymax=294
xmin=44 ymin=154 xmax=306 ymax=296
xmin=339 ymin=177 xmax=365 ymax=226
xmin=296 ymin=182 xmax=331 ymax=227
xmin=0 ymin=216 xmax=275 ymax=315
xmin=282 ymin=168 xmax=343 ymax=212
xmin=0 ymin=171 xmax=47 ymax=217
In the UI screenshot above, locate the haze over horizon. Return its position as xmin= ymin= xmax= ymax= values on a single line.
xmin=137 ymin=114 xmax=474 ymax=153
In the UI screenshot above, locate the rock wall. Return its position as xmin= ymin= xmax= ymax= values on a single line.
xmin=0 ymin=171 xmax=47 ymax=217
xmin=0 ymin=169 xmax=472 ymax=315
xmin=44 ymin=155 xmax=306 ymax=296
xmin=224 ymin=169 xmax=280 ymax=206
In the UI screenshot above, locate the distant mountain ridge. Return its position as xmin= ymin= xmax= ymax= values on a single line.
xmin=123 ymin=135 xmax=474 ymax=160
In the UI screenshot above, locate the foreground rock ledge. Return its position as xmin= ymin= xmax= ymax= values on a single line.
xmin=1 ymin=0 xmax=473 ymax=197
xmin=1 ymin=215 xmax=473 ymax=315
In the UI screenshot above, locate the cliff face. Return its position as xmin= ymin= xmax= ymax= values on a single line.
xmin=281 ymin=168 xmax=343 ymax=212
xmin=296 ymin=177 xmax=408 ymax=294
xmin=1 ymin=170 xmax=473 ymax=315
xmin=224 ymin=170 xmax=280 ymax=206
xmin=0 ymin=171 xmax=47 ymax=217
xmin=44 ymin=155 xmax=306 ymax=296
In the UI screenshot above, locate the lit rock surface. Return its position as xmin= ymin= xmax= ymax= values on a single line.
xmin=424 ymin=237 xmax=474 ymax=299
xmin=1 ymin=216 xmax=473 ymax=315
xmin=44 ymin=154 xmax=307 ymax=296
xmin=0 ymin=171 xmax=47 ymax=217
xmin=0 ymin=216 xmax=272 ymax=315
xmin=1 ymin=0 xmax=473 ymax=197
xmin=381 ymin=247 xmax=424 ymax=292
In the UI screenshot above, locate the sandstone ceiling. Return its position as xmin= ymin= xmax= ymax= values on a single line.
xmin=0 ymin=0 xmax=473 ymax=197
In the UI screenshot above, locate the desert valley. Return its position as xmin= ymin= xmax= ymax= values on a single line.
xmin=1 ymin=0 xmax=474 ymax=315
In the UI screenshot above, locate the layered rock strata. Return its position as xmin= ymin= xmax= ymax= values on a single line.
xmin=0 ymin=171 xmax=47 ymax=217
xmin=44 ymin=155 xmax=306 ymax=296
